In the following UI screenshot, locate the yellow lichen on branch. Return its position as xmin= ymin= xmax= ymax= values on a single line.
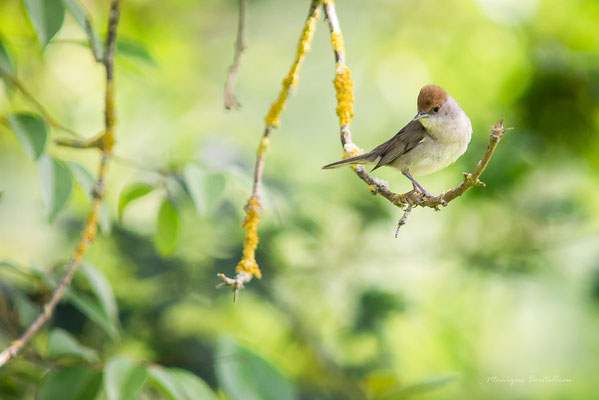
xmin=334 ymin=66 xmax=354 ymax=128
xmin=264 ymin=3 xmax=321 ymax=127
xmin=103 ymin=81 xmax=116 ymax=153
xmin=343 ymin=142 xmax=363 ymax=160
xmin=73 ymin=198 xmax=102 ymax=261
xmin=330 ymin=31 xmax=345 ymax=57
xmin=326 ymin=9 xmax=354 ymax=130
xmin=257 ymin=136 xmax=270 ymax=157
xmin=235 ymin=197 xmax=263 ymax=278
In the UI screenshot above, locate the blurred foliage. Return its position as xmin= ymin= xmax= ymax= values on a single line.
xmin=1 ymin=0 xmax=599 ymax=399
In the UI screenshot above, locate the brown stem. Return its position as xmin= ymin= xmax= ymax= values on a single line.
xmin=55 ymin=135 xmax=104 ymax=150
xmin=224 ymin=0 xmax=248 ymax=110
xmin=0 ymin=0 xmax=122 ymax=367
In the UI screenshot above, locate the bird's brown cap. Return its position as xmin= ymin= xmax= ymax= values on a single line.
xmin=417 ymin=84 xmax=449 ymax=113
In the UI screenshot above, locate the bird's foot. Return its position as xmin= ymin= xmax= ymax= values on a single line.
xmin=418 ymin=189 xmax=435 ymax=201
xmin=402 ymin=171 xmax=435 ymax=201
xmin=409 ymin=184 xmax=434 ymax=201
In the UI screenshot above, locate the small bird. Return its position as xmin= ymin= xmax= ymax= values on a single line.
xmin=323 ymin=84 xmax=472 ymax=197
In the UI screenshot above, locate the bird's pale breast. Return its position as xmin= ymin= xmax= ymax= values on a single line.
xmin=391 ymin=106 xmax=472 ymax=176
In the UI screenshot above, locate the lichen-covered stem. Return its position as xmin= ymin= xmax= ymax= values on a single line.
xmin=223 ymin=0 xmax=322 ymax=288
xmin=264 ymin=1 xmax=321 ymax=127
xmin=0 ymin=0 xmax=121 ymax=367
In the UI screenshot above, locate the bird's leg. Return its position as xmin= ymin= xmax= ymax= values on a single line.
xmin=402 ymin=171 xmax=434 ymax=198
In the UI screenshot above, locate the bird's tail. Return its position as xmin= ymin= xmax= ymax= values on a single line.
xmin=322 ymin=152 xmax=376 ymax=169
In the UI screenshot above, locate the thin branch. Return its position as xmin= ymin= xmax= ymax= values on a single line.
xmin=0 ymin=67 xmax=81 ymax=138
xmin=395 ymin=204 xmax=413 ymax=238
xmin=224 ymin=0 xmax=248 ymax=110
xmin=322 ymin=1 xmax=509 ymax=222
xmin=218 ymin=0 xmax=322 ymax=300
xmin=0 ymin=0 xmax=122 ymax=367
xmin=82 ymin=2 xmax=104 ymax=63
xmin=55 ymin=135 xmax=103 ymax=150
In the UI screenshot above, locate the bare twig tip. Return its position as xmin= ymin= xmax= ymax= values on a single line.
xmin=216 ymin=272 xmax=253 ymax=302
xmin=395 ymin=204 xmax=413 ymax=237
xmin=223 ymin=0 xmax=248 ymax=110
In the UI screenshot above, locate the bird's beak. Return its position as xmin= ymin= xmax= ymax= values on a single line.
xmin=413 ymin=111 xmax=429 ymax=121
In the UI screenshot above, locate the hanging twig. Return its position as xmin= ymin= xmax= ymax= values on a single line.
xmin=224 ymin=0 xmax=248 ymax=109
xmin=218 ymin=0 xmax=322 ymax=300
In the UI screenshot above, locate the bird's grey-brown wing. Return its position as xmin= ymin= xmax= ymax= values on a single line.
xmin=370 ymin=119 xmax=427 ymax=171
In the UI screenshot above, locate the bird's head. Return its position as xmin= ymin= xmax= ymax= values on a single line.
xmin=413 ymin=84 xmax=453 ymax=128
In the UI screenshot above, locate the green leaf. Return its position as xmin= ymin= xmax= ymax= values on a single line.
xmin=67 ymin=161 xmax=94 ymax=195
xmin=67 ymin=161 xmax=111 ymax=233
xmin=148 ymin=365 xmax=217 ymax=400
xmin=65 ymin=289 xmax=118 ymax=339
xmin=39 ymin=155 xmax=74 ymax=223
xmin=118 ymin=182 xmax=155 ymax=220
xmin=11 ymin=290 xmax=40 ymax=327
xmin=23 ymin=0 xmax=66 ymax=48
xmin=0 ymin=37 xmax=15 ymax=74
xmin=47 ymin=328 xmax=98 ymax=362
xmin=168 ymin=369 xmax=216 ymax=400
xmin=0 ymin=260 xmax=43 ymax=281
xmin=8 ymin=112 xmax=48 ymax=160
xmin=99 ymin=203 xmax=112 ymax=233
xmin=37 ymin=366 xmax=103 ymax=400
xmin=215 ymin=338 xmax=297 ymax=400
xmin=0 ymin=38 xmax=15 ymax=97
xmin=147 ymin=366 xmax=181 ymax=400
xmin=81 ymin=264 xmax=118 ymax=322
xmin=117 ymin=39 xmax=156 ymax=66
xmin=61 ymin=0 xmax=102 ymax=57
xmin=155 ymin=197 xmax=180 ymax=256
xmin=104 ymin=357 xmax=148 ymax=400
xmin=184 ymin=166 xmax=226 ymax=215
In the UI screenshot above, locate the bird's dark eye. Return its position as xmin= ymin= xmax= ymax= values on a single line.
xmin=433 ymin=106 xmax=440 ymax=113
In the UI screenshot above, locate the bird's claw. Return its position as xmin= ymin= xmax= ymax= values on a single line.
xmin=416 ymin=190 xmax=435 ymax=202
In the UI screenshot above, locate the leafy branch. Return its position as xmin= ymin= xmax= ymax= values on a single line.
xmin=0 ymin=0 xmax=122 ymax=367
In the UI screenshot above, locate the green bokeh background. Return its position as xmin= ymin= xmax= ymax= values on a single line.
xmin=1 ymin=0 xmax=599 ymax=398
